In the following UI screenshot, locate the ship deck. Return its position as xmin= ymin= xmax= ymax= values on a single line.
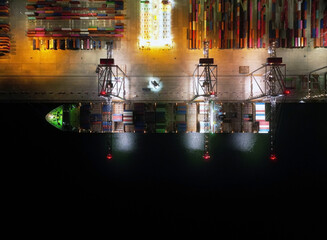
xmin=53 ymin=101 xmax=262 ymax=134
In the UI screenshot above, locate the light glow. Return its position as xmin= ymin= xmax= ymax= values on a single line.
xmin=139 ymin=0 xmax=173 ymax=49
xmin=229 ymin=133 xmax=256 ymax=152
xmin=114 ymin=133 xmax=136 ymax=152
xmin=283 ymin=89 xmax=291 ymax=95
xmin=270 ymin=154 xmax=277 ymax=161
xmin=106 ymin=153 xmax=113 ymax=160
xmin=148 ymin=77 xmax=163 ymax=92
xmin=203 ymin=152 xmax=211 ymax=161
xmin=184 ymin=133 xmax=204 ymax=150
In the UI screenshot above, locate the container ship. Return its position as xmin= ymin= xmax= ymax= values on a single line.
xmin=46 ymin=102 xmax=269 ymax=134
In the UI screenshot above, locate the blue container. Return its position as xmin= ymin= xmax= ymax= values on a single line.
xmin=102 ymin=122 xmax=112 ymax=132
xmin=102 ymin=104 xmax=111 ymax=113
xmin=33 ymin=39 xmax=36 ymax=50
xmin=90 ymin=114 xmax=102 ymax=122
xmin=77 ymin=38 xmax=81 ymax=49
xmin=303 ymin=0 xmax=307 ymax=10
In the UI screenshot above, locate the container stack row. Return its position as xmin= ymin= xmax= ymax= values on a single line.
xmin=25 ymin=0 xmax=124 ymax=20
xmin=134 ymin=103 xmax=146 ymax=133
xmin=0 ymin=0 xmax=9 ymax=56
xmin=112 ymin=102 xmax=124 ymax=132
xmin=155 ymin=104 xmax=167 ymax=133
xmin=268 ymin=0 xmax=327 ymax=48
xmin=198 ymin=102 xmax=210 ymax=133
xmin=249 ymin=0 xmax=267 ymax=48
xmin=25 ymin=0 xmax=125 ymax=50
xmin=102 ymin=103 xmax=112 ymax=132
xmin=188 ymin=0 xmax=267 ymax=49
xmin=32 ymin=38 xmax=109 ymax=50
xmin=311 ymin=0 xmax=327 ymax=47
xmin=79 ymin=102 xmax=113 ymax=133
xmin=118 ymin=103 xmax=191 ymax=133
xmin=27 ymin=25 xmax=124 ymax=38
xmin=188 ymin=0 xmax=326 ymax=49
xmin=176 ymin=103 xmax=187 ymax=133
xmin=220 ymin=102 xmax=254 ymax=133
xmin=254 ymin=102 xmax=269 ymax=133
xmin=269 ymin=0 xmax=308 ymax=48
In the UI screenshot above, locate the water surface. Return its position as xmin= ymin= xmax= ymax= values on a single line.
xmin=2 ymin=103 xmax=327 ymax=230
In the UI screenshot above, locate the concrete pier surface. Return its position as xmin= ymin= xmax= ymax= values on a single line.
xmin=1 ymin=0 xmax=326 ymax=102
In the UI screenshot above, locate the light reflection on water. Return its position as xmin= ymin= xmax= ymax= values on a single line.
xmin=113 ymin=133 xmax=136 ymax=152
xmin=182 ymin=133 xmax=204 ymax=151
xmin=228 ymin=133 xmax=256 ymax=152
xmin=111 ymin=133 xmax=257 ymax=154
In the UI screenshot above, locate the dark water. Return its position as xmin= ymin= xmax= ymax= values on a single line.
xmin=2 ymin=103 xmax=327 ymax=233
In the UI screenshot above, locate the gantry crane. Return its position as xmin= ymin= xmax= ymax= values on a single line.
xmin=192 ymin=41 xmax=218 ymax=160
xmin=192 ymin=41 xmax=218 ymax=101
xmin=249 ymin=41 xmax=289 ymax=161
xmin=96 ymin=41 xmax=127 ymax=160
xmin=97 ymin=40 xmax=126 ymax=101
xmin=304 ymin=65 xmax=327 ymax=101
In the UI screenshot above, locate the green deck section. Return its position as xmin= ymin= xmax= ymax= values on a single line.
xmin=155 ymin=128 xmax=166 ymax=133
xmin=45 ymin=105 xmax=64 ymax=130
xmin=65 ymin=104 xmax=80 ymax=131
xmin=155 ymin=103 xmax=167 ymax=133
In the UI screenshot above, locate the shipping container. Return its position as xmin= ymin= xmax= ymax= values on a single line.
xmin=112 ymin=114 xmax=123 ymax=122
xmin=59 ymin=39 xmax=65 ymax=50
xmin=123 ymin=110 xmax=133 ymax=125
xmin=53 ymin=39 xmax=57 ymax=50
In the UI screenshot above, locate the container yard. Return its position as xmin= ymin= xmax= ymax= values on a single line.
xmin=0 ymin=0 xmax=10 ymax=56
xmin=0 ymin=0 xmax=326 ymax=104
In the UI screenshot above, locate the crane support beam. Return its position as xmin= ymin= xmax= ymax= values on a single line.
xmin=97 ymin=41 xmax=126 ymax=101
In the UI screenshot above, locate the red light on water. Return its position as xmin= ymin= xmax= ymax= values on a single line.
xmin=283 ymin=90 xmax=291 ymax=95
xmin=270 ymin=154 xmax=277 ymax=161
xmin=106 ymin=153 xmax=113 ymax=160
xmin=203 ymin=152 xmax=211 ymax=161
